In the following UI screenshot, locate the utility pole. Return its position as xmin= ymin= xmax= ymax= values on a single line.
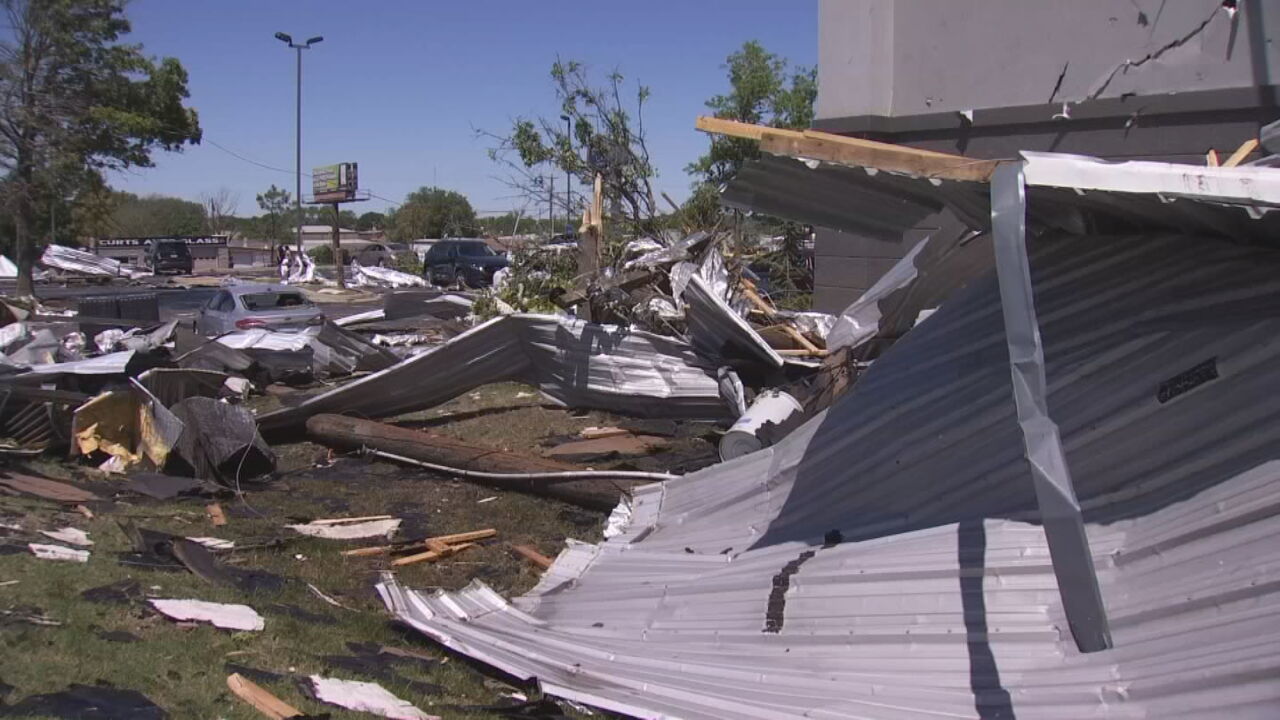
xmin=561 ymin=114 xmax=572 ymax=235
xmin=275 ymin=32 xmax=323 ymax=253
xmin=331 ymin=202 xmax=345 ymax=289
xmin=548 ymin=175 xmax=555 ymax=237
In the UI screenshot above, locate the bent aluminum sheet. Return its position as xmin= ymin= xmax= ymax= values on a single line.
xmin=40 ymin=245 xmax=152 ymax=279
xmin=380 ymin=233 xmax=1280 ymax=719
xmin=259 ymin=314 xmax=732 ymax=433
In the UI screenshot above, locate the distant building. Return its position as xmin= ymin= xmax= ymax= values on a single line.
xmin=292 ymin=225 xmax=386 ymax=251
xmin=91 ymin=235 xmax=229 ymax=272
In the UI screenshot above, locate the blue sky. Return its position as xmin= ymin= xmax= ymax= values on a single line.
xmin=110 ymin=1 xmax=815 ymax=217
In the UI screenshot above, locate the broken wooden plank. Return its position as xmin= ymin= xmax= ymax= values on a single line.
xmin=696 ymin=115 xmax=998 ymax=181
xmin=227 ymin=672 xmax=303 ymax=720
xmin=511 ymin=544 xmax=554 ymax=569
xmin=311 ymin=515 xmax=394 ymax=526
xmin=1223 ymin=138 xmax=1260 ymax=168
xmin=1207 ymin=149 xmax=1220 ymax=167
xmin=340 ymin=529 xmax=498 ymax=558
xmin=0 ymin=473 xmax=100 ymax=503
xmin=777 ymin=348 xmax=831 ymax=358
xmin=307 ymin=414 xmax=632 ymax=511
xmin=695 ymin=116 xmax=805 ymax=142
xmin=759 ymin=130 xmax=999 ymax=182
xmin=390 ymin=541 xmax=477 ymax=567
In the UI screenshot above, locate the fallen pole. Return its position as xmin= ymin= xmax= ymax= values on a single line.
xmin=306 ymin=414 xmax=671 ymax=511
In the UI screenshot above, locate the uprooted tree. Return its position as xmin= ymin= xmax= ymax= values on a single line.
xmin=687 ymin=40 xmax=817 ymax=308
xmin=0 ymin=0 xmax=202 ymax=295
xmin=483 ymin=59 xmax=661 ymax=248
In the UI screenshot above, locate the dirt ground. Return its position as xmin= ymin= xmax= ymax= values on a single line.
xmin=0 ymin=381 xmax=720 ymax=718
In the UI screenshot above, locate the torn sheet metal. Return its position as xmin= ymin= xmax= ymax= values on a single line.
xmin=20 ymin=350 xmax=135 ymax=376
xmin=827 ymin=237 xmax=928 ymax=351
xmin=148 ymin=598 xmax=264 ymax=631
xmin=680 ymin=274 xmax=782 ymax=369
xmin=170 ymin=397 xmax=275 ymax=483
xmin=351 ymin=260 xmax=427 ymax=289
xmin=136 ymin=368 xmax=231 ymax=408
xmin=380 ymin=232 xmax=1280 ymax=719
xmin=40 ymin=245 xmax=152 ymax=280
xmin=259 ymin=314 xmax=733 ymax=433
xmin=216 ymin=321 xmax=396 ymax=379
xmin=335 ymin=308 xmax=386 ymax=326
xmin=40 ymin=527 xmax=92 ymax=546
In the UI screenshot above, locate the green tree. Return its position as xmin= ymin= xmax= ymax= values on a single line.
xmin=0 ymin=0 xmax=202 ymax=294
xmin=355 ymin=211 xmax=385 ymax=231
xmin=687 ymin=41 xmax=817 ymax=308
xmin=485 ymin=59 xmax=658 ymax=239
xmin=688 ymin=41 xmax=816 ymax=188
xmin=385 ymin=187 xmax=477 ymax=242
xmin=109 ymin=192 xmax=205 ymax=236
xmin=255 ymin=184 xmax=292 ymax=248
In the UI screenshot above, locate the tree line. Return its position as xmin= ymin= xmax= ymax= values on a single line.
xmin=2 ymin=0 xmax=814 ymax=297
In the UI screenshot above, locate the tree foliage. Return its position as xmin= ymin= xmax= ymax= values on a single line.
xmin=686 ymin=41 xmax=817 ymax=308
xmin=109 ymin=192 xmax=204 ymax=236
xmin=385 ymin=187 xmax=477 ymax=242
xmin=688 ymin=41 xmax=816 ymax=188
xmin=0 ymin=0 xmax=201 ymax=293
xmin=255 ymin=184 xmax=291 ymax=246
xmin=355 ymin=211 xmax=385 ymax=232
xmin=485 ymin=59 xmax=658 ymax=240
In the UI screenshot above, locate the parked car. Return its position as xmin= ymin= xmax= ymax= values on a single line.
xmin=146 ymin=239 xmax=193 ymax=275
xmin=195 ymin=283 xmax=323 ymax=335
xmin=421 ymin=239 xmax=508 ymax=288
xmin=354 ymin=242 xmax=411 ymax=267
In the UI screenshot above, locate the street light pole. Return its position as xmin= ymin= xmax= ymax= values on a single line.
xmin=561 ymin=114 xmax=572 ymax=235
xmin=275 ymin=32 xmax=324 ymax=254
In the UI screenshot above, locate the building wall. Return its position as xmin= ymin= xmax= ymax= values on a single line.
xmin=810 ymin=0 xmax=1280 ymax=312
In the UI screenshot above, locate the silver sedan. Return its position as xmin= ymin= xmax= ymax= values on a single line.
xmin=195 ymin=283 xmax=324 ymax=335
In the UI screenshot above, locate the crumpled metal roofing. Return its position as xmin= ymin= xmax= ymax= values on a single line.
xmin=258 ymin=313 xmax=733 ymax=433
xmin=380 ymin=232 xmax=1280 ymax=719
xmin=40 ymin=245 xmax=152 ymax=279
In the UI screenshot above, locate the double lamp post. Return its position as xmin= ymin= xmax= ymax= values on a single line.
xmin=274 ymin=32 xmax=323 ymax=254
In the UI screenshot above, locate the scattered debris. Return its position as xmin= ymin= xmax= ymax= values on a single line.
xmin=287 ymin=517 xmax=402 ymax=540
xmin=510 ymin=544 xmax=554 ymax=569
xmin=40 ymin=244 xmax=152 ymax=280
xmin=1 ymin=683 xmax=167 ymax=719
xmin=226 ymin=672 xmax=304 ymax=720
xmin=148 ymin=598 xmax=265 ymax=631
xmin=28 ymin=543 xmax=90 ymax=562
xmin=170 ymin=397 xmax=275 ymax=483
xmin=206 ymin=502 xmax=227 ymax=526
xmin=0 ymin=472 xmax=101 ymax=503
xmin=305 ymin=675 xmax=438 ymax=720
xmin=126 ymin=472 xmax=218 ymax=500
xmin=39 ymin=527 xmax=93 ymax=546
xmin=342 ymin=528 xmax=496 ymax=559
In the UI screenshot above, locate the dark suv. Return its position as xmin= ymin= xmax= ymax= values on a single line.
xmin=422 ymin=239 xmax=508 ymax=288
xmin=146 ymin=240 xmax=193 ymax=275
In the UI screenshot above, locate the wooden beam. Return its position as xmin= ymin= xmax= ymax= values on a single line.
xmin=1206 ymin=149 xmax=1220 ymax=167
xmin=227 ymin=673 xmax=303 ymax=720
xmin=390 ymin=541 xmax=476 ymax=567
xmin=759 ymin=131 xmax=998 ymax=182
xmin=695 ymin=116 xmax=804 ymax=142
xmin=696 ymin=115 xmax=997 ymax=181
xmin=1223 ymin=138 xmax=1260 ymax=168
xmin=511 ymin=544 xmax=554 ymax=569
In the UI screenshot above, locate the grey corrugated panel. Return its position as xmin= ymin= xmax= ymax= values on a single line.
xmin=680 ymin=275 xmax=782 ymax=370
xmin=258 ymin=314 xmax=731 ymax=433
xmin=379 ymin=232 xmax=1280 ymax=719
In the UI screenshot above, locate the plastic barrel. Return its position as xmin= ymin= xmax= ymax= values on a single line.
xmin=718 ymin=389 xmax=804 ymax=461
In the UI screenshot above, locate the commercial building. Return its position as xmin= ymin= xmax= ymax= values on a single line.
xmin=809 ymin=0 xmax=1279 ymax=311
xmin=90 ymin=236 xmax=230 ymax=273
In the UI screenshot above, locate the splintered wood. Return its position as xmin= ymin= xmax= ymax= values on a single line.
xmin=341 ymin=528 xmax=496 ymax=567
xmin=227 ymin=673 xmax=302 ymax=719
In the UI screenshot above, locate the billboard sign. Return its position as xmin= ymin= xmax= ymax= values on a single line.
xmin=95 ymin=236 xmax=227 ymax=248
xmin=312 ymin=162 xmax=358 ymax=203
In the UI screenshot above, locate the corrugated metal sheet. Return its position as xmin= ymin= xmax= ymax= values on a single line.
xmin=380 ymin=232 xmax=1280 ymax=719
xmin=259 ymin=314 xmax=733 ymax=433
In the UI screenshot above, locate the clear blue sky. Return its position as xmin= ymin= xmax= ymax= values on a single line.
xmin=110 ymin=0 xmax=816 ymax=218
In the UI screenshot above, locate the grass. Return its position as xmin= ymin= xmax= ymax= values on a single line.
xmin=0 ymin=383 xmax=644 ymax=719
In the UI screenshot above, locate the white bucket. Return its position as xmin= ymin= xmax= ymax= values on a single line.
xmin=718 ymin=389 xmax=804 ymax=461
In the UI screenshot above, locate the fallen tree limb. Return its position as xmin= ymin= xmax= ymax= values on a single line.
xmin=306 ymin=414 xmax=652 ymax=511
